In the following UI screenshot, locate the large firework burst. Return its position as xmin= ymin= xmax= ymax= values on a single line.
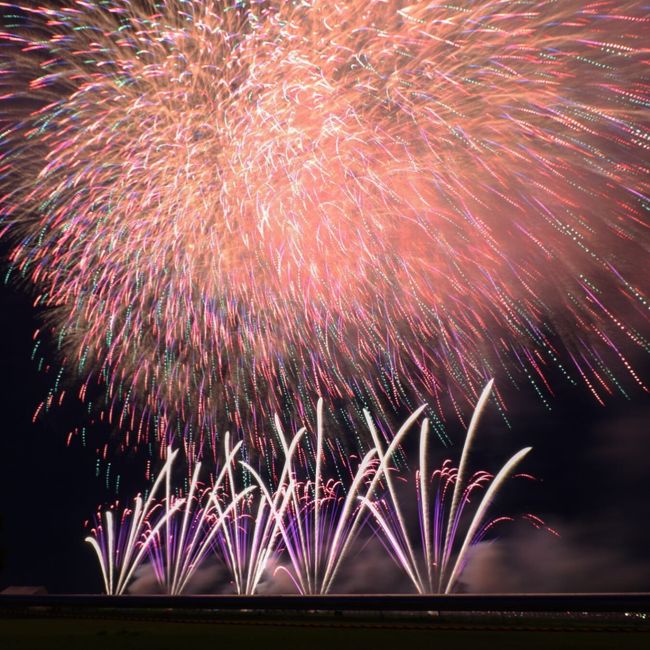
xmin=1 ymin=1 xmax=648 ymax=461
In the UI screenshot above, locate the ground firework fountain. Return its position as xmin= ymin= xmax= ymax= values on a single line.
xmin=85 ymin=382 xmax=550 ymax=594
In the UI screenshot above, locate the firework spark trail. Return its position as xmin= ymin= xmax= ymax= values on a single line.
xmin=1 ymin=1 xmax=649 ymax=461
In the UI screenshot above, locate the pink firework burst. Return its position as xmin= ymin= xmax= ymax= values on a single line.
xmin=1 ymin=1 xmax=648 ymax=461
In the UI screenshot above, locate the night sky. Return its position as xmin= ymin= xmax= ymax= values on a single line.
xmin=0 ymin=1 xmax=649 ymax=596
xmin=0 ymin=260 xmax=648 ymax=593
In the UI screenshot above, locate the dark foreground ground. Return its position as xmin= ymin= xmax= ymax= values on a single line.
xmin=1 ymin=595 xmax=649 ymax=650
xmin=2 ymin=612 xmax=649 ymax=650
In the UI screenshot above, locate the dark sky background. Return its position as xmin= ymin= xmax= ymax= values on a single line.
xmin=0 ymin=254 xmax=648 ymax=594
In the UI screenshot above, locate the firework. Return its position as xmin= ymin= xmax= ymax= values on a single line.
xmin=216 ymin=424 xmax=306 ymax=594
xmin=362 ymin=381 xmax=547 ymax=593
xmin=85 ymin=449 xmax=183 ymax=595
xmin=1 ymin=1 xmax=648 ymax=461
xmin=253 ymin=397 xmax=399 ymax=594
xmin=146 ymin=435 xmax=256 ymax=595
xmin=86 ymin=384 xmax=549 ymax=594
xmin=86 ymin=439 xmax=255 ymax=595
